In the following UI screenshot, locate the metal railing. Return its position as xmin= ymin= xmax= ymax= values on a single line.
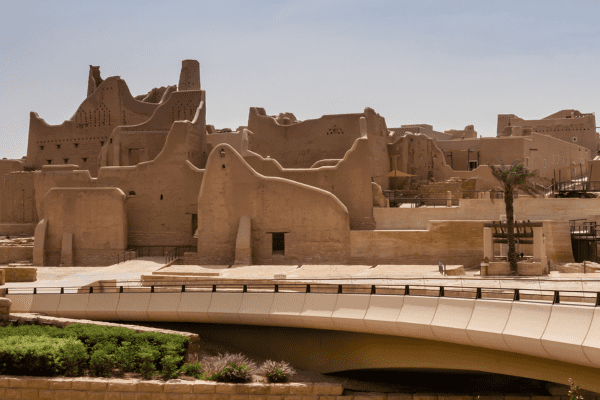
xmin=117 ymin=250 xmax=137 ymax=264
xmin=7 ymin=278 xmax=600 ymax=307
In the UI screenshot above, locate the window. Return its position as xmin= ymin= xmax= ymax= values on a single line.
xmin=74 ymin=143 xmax=79 ymax=148
xmin=82 ymin=158 xmax=87 ymax=162
xmin=272 ymin=232 xmax=285 ymax=255
xmin=40 ymin=145 xmax=44 ymax=151
xmin=47 ymin=160 xmax=52 ymax=164
xmin=128 ymin=191 xmax=136 ymax=196
xmin=573 ymin=137 xmax=577 ymax=142
xmin=64 ymin=158 xmax=69 ymax=164
xmin=468 ymin=161 xmax=478 ymax=171
xmin=100 ymin=141 xmax=105 ymax=146
xmin=56 ymin=144 xmax=60 ymax=149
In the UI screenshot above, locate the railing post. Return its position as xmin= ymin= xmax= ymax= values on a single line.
xmin=212 ymin=284 xmax=216 ymax=293
xmin=182 ymin=285 xmax=185 ymax=293
xmin=513 ymin=289 xmax=519 ymax=301
xmin=596 ymin=293 xmax=600 ymax=307
xmin=553 ymin=291 xmax=560 ymax=304
xmin=243 ymin=285 xmax=247 ymax=293
xmin=60 ymin=287 xmax=64 ymax=294
xmin=151 ymin=285 xmax=154 ymax=293
xmin=89 ymin=286 xmax=93 ymax=294
xmin=306 ymin=284 xmax=311 ymax=293
xmin=476 ymin=288 xmax=482 ymax=299
xmin=34 ymin=287 xmax=37 ymax=294
xmin=274 ymin=284 xmax=279 ymax=293
xmin=119 ymin=286 xmax=123 ymax=293
xmin=371 ymin=285 xmax=376 ymax=295
xmin=439 ymin=286 xmax=445 ymax=297
xmin=404 ymin=285 xmax=410 ymax=295
xmin=338 ymin=285 xmax=343 ymax=294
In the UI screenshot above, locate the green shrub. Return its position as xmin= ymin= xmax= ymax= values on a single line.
xmin=89 ymin=349 xmax=114 ymax=377
xmin=213 ymin=362 xmax=252 ymax=383
xmin=259 ymin=360 xmax=295 ymax=383
xmin=57 ymin=340 xmax=88 ymax=377
xmin=161 ymin=354 xmax=183 ymax=380
xmin=181 ymin=361 xmax=203 ymax=379
xmin=138 ymin=350 xmax=157 ymax=380
xmin=0 ymin=335 xmax=83 ymax=376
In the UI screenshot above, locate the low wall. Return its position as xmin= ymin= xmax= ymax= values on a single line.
xmin=0 ymin=224 xmax=36 ymax=236
xmin=0 ymin=247 xmax=33 ymax=264
xmin=374 ymin=198 xmax=600 ymax=230
xmin=0 ymin=298 xmax=10 ymax=324
xmin=0 ymin=376 xmax=342 ymax=400
xmin=350 ymin=221 xmax=484 ymax=267
xmin=0 ymin=267 xmax=36 ymax=283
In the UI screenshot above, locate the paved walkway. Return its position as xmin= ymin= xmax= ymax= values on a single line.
xmin=3 ymin=260 xmax=600 ymax=292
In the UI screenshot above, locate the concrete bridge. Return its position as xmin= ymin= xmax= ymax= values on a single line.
xmin=6 ymin=281 xmax=600 ymax=391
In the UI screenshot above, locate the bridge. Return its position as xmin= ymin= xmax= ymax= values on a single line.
xmin=5 ymin=279 xmax=600 ymax=391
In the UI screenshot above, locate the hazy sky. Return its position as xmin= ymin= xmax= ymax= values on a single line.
xmin=1 ymin=0 xmax=600 ymax=160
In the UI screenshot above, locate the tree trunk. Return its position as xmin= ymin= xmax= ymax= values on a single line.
xmin=505 ymin=187 xmax=518 ymax=275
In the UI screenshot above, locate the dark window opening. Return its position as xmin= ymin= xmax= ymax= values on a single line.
xmin=74 ymin=143 xmax=79 ymax=148
xmin=82 ymin=157 xmax=87 ymax=162
xmin=100 ymin=141 xmax=105 ymax=146
xmin=468 ymin=161 xmax=478 ymax=171
xmin=191 ymin=214 xmax=198 ymax=236
xmin=40 ymin=145 xmax=44 ymax=150
xmin=110 ymin=138 xmax=112 ymax=143
xmin=272 ymin=232 xmax=285 ymax=255
xmin=129 ymin=191 xmax=136 ymax=196
xmin=64 ymin=158 xmax=69 ymax=164
xmin=160 ymin=194 xmax=163 ymax=200
xmin=222 ymin=164 xmax=226 ymax=169
xmin=46 ymin=160 xmax=52 ymax=164
xmin=56 ymin=144 xmax=60 ymax=149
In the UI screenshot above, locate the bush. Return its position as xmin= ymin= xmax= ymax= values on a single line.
xmin=200 ymin=352 xmax=257 ymax=377
xmin=0 ymin=335 xmax=84 ymax=376
xmin=138 ymin=350 xmax=157 ymax=379
xmin=213 ymin=362 xmax=252 ymax=383
xmin=57 ymin=340 xmax=88 ymax=377
xmin=114 ymin=341 xmax=137 ymax=373
xmin=181 ymin=361 xmax=203 ymax=379
xmin=259 ymin=360 xmax=295 ymax=383
xmin=161 ymin=354 xmax=183 ymax=380
xmin=89 ymin=349 xmax=114 ymax=377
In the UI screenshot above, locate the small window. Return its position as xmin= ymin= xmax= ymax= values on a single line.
xmin=47 ymin=160 xmax=52 ymax=164
xmin=272 ymin=232 xmax=285 ymax=255
xmin=74 ymin=143 xmax=79 ymax=148
xmin=100 ymin=141 xmax=105 ymax=146
xmin=573 ymin=137 xmax=577 ymax=142
xmin=468 ymin=161 xmax=478 ymax=171
xmin=82 ymin=157 xmax=87 ymax=162
xmin=40 ymin=145 xmax=44 ymax=150
xmin=64 ymin=158 xmax=69 ymax=164
xmin=56 ymin=144 xmax=61 ymax=149
xmin=110 ymin=138 xmax=113 ymax=144
xmin=160 ymin=194 xmax=163 ymax=200
xmin=129 ymin=191 xmax=136 ymax=196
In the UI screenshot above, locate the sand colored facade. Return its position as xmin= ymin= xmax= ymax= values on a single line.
xmin=497 ymin=109 xmax=597 ymax=153
xmin=35 ymin=187 xmax=127 ymax=266
xmin=437 ymin=132 xmax=591 ymax=182
xmin=34 ymin=120 xmax=205 ymax=249
xmin=247 ymin=107 xmax=390 ymax=189
xmin=196 ymin=144 xmax=351 ymax=265
xmin=0 ymin=160 xmax=38 ymax=225
xmin=244 ymin=136 xmax=374 ymax=230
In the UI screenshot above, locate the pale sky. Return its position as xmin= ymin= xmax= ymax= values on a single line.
xmin=1 ymin=0 xmax=600 ymax=160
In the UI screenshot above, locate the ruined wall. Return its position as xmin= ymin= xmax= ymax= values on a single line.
xmin=497 ymin=110 xmax=597 ymax=153
xmin=40 ymin=188 xmax=127 ymax=266
xmin=0 ymin=172 xmax=38 ymax=224
xmin=196 ymin=144 xmax=351 ymax=265
xmin=101 ymin=90 xmax=206 ymax=169
xmin=247 ymin=107 xmax=390 ymax=189
xmin=26 ymin=75 xmax=160 ymax=176
xmin=244 ymin=137 xmax=374 ymax=230
xmin=34 ymin=121 xmax=204 ymax=248
xmin=388 ymin=133 xmax=450 ymax=181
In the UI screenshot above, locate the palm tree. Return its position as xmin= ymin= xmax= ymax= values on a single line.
xmin=489 ymin=160 xmax=543 ymax=275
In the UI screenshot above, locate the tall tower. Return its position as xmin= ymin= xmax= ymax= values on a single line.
xmin=178 ymin=60 xmax=200 ymax=91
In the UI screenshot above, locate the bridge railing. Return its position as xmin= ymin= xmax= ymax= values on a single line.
xmin=5 ymin=278 xmax=600 ymax=307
